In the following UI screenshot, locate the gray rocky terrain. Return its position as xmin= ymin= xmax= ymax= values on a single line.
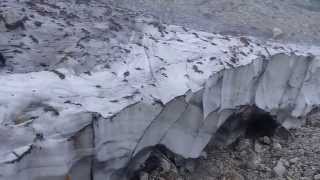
xmin=147 ymin=110 xmax=320 ymax=180
xmin=111 ymin=0 xmax=320 ymax=45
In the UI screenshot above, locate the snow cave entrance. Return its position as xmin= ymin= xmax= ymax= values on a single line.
xmin=212 ymin=106 xmax=280 ymax=146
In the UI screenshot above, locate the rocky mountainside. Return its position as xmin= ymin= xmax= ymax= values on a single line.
xmin=0 ymin=1 xmax=320 ymax=180
xmin=110 ymin=0 xmax=320 ymax=45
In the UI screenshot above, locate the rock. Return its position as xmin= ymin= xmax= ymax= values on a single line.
xmin=272 ymin=27 xmax=283 ymax=39
xmin=287 ymin=176 xmax=294 ymax=180
xmin=159 ymin=156 xmax=172 ymax=172
xmin=0 ymin=53 xmax=6 ymax=67
xmin=280 ymin=158 xmax=290 ymax=167
xmin=289 ymin=157 xmax=299 ymax=164
xmin=200 ymin=151 xmax=208 ymax=159
xmin=33 ymin=21 xmax=42 ymax=27
xmin=1 ymin=11 xmax=20 ymax=25
xmin=274 ymin=126 xmax=292 ymax=141
xmin=259 ymin=136 xmax=272 ymax=145
xmin=0 ymin=14 xmax=27 ymax=31
xmin=257 ymin=164 xmax=272 ymax=172
xmin=254 ymin=141 xmax=267 ymax=153
xmin=222 ymin=171 xmax=245 ymax=180
xmin=273 ymin=142 xmax=282 ymax=150
xmin=252 ymin=153 xmax=262 ymax=167
xmin=184 ymin=160 xmax=196 ymax=173
xmin=314 ymin=174 xmax=320 ymax=180
xmin=161 ymin=171 xmax=178 ymax=180
xmin=139 ymin=172 xmax=149 ymax=180
xmin=236 ymin=139 xmax=249 ymax=150
xmin=273 ymin=160 xmax=287 ymax=177
xmin=301 ymin=177 xmax=311 ymax=180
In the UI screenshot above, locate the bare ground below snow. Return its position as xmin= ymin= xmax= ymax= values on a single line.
xmin=189 ymin=111 xmax=320 ymax=180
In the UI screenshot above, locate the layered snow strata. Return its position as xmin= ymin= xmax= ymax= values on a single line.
xmin=1 ymin=53 xmax=320 ymax=180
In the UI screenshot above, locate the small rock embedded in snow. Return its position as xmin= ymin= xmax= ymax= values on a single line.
xmin=272 ymin=27 xmax=283 ymax=39
xmin=0 ymin=53 xmax=6 ymax=67
xmin=33 ymin=21 xmax=42 ymax=27
xmin=239 ymin=37 xmax=250 ymax=46
xmin=123 ymin=71 xmax=130 ymax=78
xmin=273 ymin=160 xmax=287 ymax=177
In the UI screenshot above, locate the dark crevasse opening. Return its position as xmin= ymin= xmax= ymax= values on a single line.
xmin=128 ymin=144 xmax=181 ymax=180
xmin=127 ymin=105 xmax=296 ymax=180
xmin=244 ymin=107 xmax=279 ymax=138
xmin=212 ymin=106 xmax=281 ymax=146
xmin=127 ymin=106 xmax=292 ymax=180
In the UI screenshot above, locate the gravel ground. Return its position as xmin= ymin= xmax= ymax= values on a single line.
xmin=188 ymin=110 xmax=320 ymax=180
xmin=133 ymin=110 xmax=320 ymax=180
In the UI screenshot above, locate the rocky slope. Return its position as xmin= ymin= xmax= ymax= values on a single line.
xmin=110 ymin=0 xmax=320 ymax=45
xmin=0 ymin=1 xmax=320 ymax=180
xmin=188 ymin=109 xmax=320 ymax=180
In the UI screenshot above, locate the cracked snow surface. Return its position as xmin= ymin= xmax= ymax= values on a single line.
xmin=0 ymin=1 xmax=320 ymax=180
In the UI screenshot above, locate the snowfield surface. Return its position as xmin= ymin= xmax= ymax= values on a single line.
xmin=0 ymin=1 xmax=320 ymax=180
